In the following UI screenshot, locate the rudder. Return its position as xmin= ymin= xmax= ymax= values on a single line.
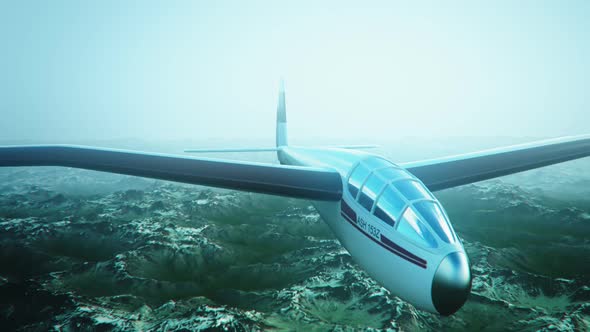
xmin=276 ymin=80 xmax=288 ymax=147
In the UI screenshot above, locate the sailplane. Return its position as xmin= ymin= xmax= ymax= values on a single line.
xmin=2 ymin=82 xmax=589 ymax=315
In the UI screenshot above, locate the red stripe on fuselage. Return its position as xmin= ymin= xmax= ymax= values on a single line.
xmin=339 ymin=209 xmax=427 ymax=269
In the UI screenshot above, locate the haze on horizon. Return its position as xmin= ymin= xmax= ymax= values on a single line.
xmin=1 ymin=1 xmax=589 ymax=145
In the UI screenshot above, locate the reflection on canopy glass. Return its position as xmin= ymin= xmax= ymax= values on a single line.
xmin=414 ymin=200 xmax=455 ymax=243
xmin=393 ymin=180 xmax=432 ymax=201
xmin=397 ymin=207 xmax=438 ymax=248
xmin=373 ymin=186 xmax=405 ymax=226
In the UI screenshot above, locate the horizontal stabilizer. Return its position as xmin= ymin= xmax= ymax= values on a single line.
xmin=0 ymin=145 xmax=343 ymax=201
xmin=185 ymin=147 xmax=278 ymax=153
xmin=184 ymin=145 xmax=378 ymax=153
xmin=327 ymin=145 xmax=379 ymax=150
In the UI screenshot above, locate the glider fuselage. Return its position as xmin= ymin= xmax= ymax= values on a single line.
xmin=278 ymin=146 xmax=472 ymax=315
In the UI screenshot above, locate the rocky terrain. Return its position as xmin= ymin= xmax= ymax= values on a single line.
xmin=0 ymin=165 xmax=589 ymax=331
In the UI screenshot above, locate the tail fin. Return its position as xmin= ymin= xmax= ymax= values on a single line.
xmin=184 ymin=80 xmax=377 ymax=155
xmin=276 ymin=80 xmax=288 ymax=147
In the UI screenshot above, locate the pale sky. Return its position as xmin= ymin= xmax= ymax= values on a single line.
xmin=1 ymin=1 xmax=589 ymax=144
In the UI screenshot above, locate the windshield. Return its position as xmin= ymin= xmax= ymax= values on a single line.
xmin=397 ymin=207 xmax=438 ymax=248
xmin=346 ymin=157 xmax=456 ymax=247
xmin=413 ymin=200 xmax=456 ymax=243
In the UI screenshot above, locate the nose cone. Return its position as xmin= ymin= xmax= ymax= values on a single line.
xmin=431 ymin=252 xmax=472 ymax=316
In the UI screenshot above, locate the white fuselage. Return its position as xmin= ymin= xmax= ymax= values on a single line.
xmin=278 ymin=146 xmax=469 ymax=314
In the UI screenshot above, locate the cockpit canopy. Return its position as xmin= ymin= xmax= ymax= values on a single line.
xmin=347 ymin=157 xmax=456 ymax=248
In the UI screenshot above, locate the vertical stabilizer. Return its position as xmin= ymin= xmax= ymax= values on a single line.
xmin=276 ymin=80 xmax=288 ymax=147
